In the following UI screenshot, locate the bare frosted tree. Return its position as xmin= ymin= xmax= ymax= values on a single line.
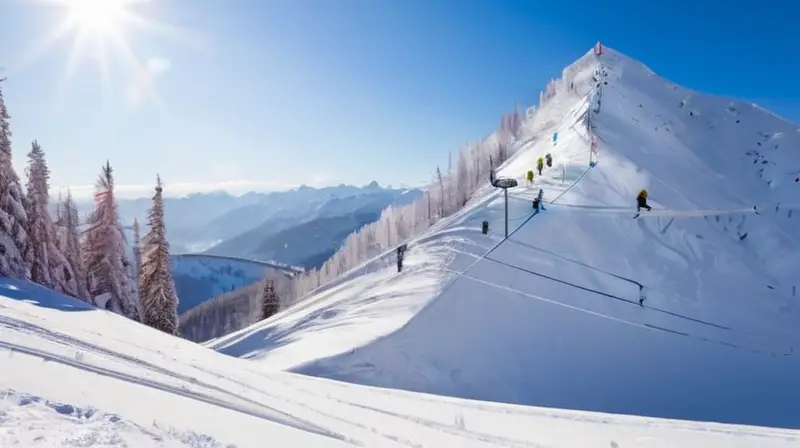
xmin=55 ymin=190 xmax=91 ymax=302
xmin=83 ymin=161 xmax=142 ymax=321
xmin=436 ymin=166 xmax=444 ymax=217
xmin=24 ymin=140 xmax=78 ymax=296
xmin=0 ymin=78 xmax=32 ymax=280
xmin=139 ymin=175 xmax=179 ymax=334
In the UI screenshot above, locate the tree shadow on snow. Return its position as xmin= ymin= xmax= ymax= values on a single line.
xmin=0 ymin=278 xmax=93 ymax=312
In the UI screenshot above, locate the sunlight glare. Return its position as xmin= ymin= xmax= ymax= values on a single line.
xmin=65 ymin=0 xmax=128 ymax=32
xmin=12 ymin=0 xmax=207 ymax=111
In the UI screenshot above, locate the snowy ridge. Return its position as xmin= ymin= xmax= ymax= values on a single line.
xmin=172 ymin=253 xmax=304 ymax=276
xmin=213 ymin=46 xmax=800 ymax=429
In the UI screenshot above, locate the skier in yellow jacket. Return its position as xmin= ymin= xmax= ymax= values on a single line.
xmin=636 ymin=189 xmax=652 ymax=212
xmin=536 ymin=157 xmax=544 ymax=176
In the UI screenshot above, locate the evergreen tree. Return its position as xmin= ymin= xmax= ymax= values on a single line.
xmin=139 ymin=175 xmax=179 ymax=334
xmin=261 ymin=279 xmax=279 ymax=320
xmin=55 ymin=190 xmax=91 ymax=302
xmin=0 ymin=78 xmax=32 ymax=279
xmin=24 ymin=140 xmax=77 ymax=296
xmin=83 ymin=161 xmax=141 ymax=320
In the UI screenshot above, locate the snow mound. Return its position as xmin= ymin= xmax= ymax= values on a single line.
xmin=6 ymin=278 xmax=798 ymax=445
xmin=212 ymin=46 xmax=800 ymax=429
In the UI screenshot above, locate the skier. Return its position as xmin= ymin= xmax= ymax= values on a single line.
xmin=532 ymin=189 xmax=546 ymax=212
xmin=545 ymin=153 xmax=553 ymax=168
xmin=537 ymin=157 xmax=544 ymax=176
xmin=396 ymin=244 xmax=408 ymax=273
xmin=635 ymin=189 xmax=652 ymax=216
xmin=526 ymin=170 xmax=534 ymax=184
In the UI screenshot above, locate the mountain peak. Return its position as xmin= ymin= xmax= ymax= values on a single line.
xmin=364 ymin=181 xmax=381 ymax=189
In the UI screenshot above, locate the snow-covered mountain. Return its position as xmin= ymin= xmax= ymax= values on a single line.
xmin=2 ymin=278 xmax=797 ymax=446
xmin=204 ymin=186 xmax=422 ymax=267
xmin=76 ymin=182 xmax=414 ymax=254
xmin=4 ymin=44 xmax=800 ymax=445
xmin=210 ymin=46 xmax=800 ymax=429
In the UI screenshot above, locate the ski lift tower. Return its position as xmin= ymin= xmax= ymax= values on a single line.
xmin=489 ymin=158 xmax=518 ymax=239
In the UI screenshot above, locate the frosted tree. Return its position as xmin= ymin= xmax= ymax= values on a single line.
xmin=261 ymin=279 xmax=279 ymax=320
xmin=0 ymin=78 xmax=32 ymax=279
xmin=55 ymin=190 xmax=91 ymax=301
xmin=83 ymin=161 xmax=142 ymax=321
xmin=289 ymin=106 xmax=530 ymax=300
xmin=131 ymin=217 xmax=141 ymax=279
xmin=24 ymin=140 xmax=78 ymax=296
xmin=139 ymin=175 xmax=179 ymax=334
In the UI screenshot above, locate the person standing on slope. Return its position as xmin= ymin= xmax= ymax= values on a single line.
xmin=545 ymin=153 xmax=553 ymax=168
xmin=532 ymin=189 xmax=546 ymax=212
xmin=636 ymin=189 xmax=652 ymax=213
xmin=537 ymin=157 xmax=544 ymax=176
xmin=526 ymin=170 xmax=534 ymax=185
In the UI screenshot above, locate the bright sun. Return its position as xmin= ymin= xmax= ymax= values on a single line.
xmin=65 ymin=0 xmax=128 ymax=33
xmin=14 ymin=0 xmax=205 ymax=109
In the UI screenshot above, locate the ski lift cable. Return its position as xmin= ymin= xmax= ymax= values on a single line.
xmin=442 ymin=265 xmax=790 ymax=357
xmin=482 ymin=254 xmax=730 ymax=330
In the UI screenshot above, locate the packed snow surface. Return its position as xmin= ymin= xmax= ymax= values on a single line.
xmin=6 ymin=279 xmax=800 ymax=446
xmin=212 ymin=47 xmax=800 ymax=430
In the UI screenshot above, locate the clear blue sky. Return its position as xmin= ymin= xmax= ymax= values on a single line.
xmin=0 ymin=0 xmax=796 ymax=198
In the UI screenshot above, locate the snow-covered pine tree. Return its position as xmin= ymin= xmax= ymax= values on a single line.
xmin=24 ymin=140 xmax=79 ymax=296
xmin=261 ymin=279 xmax=279 ymax=320
xmin=55 ymin=190 xmax=91 ymax=302
xmin=139 ymin=175 xmax=179 ymax=334
xmin=83 ymin=161 xmax=142 ymax=320
xmin=0 ymin=78 xmax=32 ymax=279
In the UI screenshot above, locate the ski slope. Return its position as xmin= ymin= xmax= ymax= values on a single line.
xmin=6 ymin=280 xmax=800 ymax=446
xmin=211 ymin=47 xmax=800 ymax=430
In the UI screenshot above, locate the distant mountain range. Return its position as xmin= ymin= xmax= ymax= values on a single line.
xmin=204 ymin=186 xmax=422 ymax=268
xmin=72 ymin=181 xmax=422 ymax=274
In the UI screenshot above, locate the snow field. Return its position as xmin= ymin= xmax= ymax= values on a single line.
xmin=7 ymin=278 xmax=798 ymax=446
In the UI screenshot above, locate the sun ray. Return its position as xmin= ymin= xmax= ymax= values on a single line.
xmin=98 ymin=38 xmax=115 ymax=114
xmin=123 ymin=14 xmax=212 ymax=53
xmin=7 ymin=20 xmax=74 ymax=77
xmin=19 ymin=0 xmax=204 ymax=110
xmin=53 ymin=28 xmax=91 ymax=110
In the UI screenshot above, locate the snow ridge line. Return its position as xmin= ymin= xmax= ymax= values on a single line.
xmin=442 ymin=267 xmax=790 ymax=358
xmin=172 ymin=253 xmax=304 ymax=275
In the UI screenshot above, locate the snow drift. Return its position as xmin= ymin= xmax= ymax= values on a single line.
xmin=211 ymin=46 xmax=800 ymax=429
